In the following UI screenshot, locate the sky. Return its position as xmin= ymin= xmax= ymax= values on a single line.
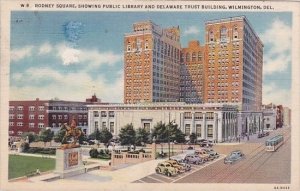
xmin=10 ymin=11 xmax=292 ymax=107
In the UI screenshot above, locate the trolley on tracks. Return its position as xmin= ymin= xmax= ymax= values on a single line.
xmin=265 ymin=135 xmax=284 ymax=151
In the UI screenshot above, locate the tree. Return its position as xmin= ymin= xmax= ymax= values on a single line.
xmin=119 ymin=124 xmax=136 ymax=145
xmin=189 ymin=133 xmax=197 ymax=144
xmin=88 ymin=127 xmax=101 ymax=141
xmin=135 ymin=128 xmax=150 ymax=146
xmin=53 ymin=129 xmax=66 ymax=143
xmin=151 ymin=122 xmax=168 ymax=143
xmin=38 ymin=128 xmax=54 ymax=146
xmin=151 ymin=121 xmax=186 ymax=143
xmin=99 ymin=128 xmax=113 ymax=144
xmin=21 ymin=132 xmax=38 ymax=143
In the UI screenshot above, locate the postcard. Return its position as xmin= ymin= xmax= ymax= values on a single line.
xmin=0 ymin=0 xmax=299 ymax=191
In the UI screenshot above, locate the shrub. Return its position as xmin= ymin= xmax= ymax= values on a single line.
xmin=89 ymin=148 xmax=99 ymax=158
xmin=99 ymin=149 xmax=104 ymax=155
xmin=20 ymin=142 xmax=30 ymax=152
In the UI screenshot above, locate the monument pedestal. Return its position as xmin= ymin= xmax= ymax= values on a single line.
xmin=54 ymin=147 xmax=85 ymax=178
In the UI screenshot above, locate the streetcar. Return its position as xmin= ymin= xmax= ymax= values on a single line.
xmin=265 ymin=135 xmax=284 ymax=151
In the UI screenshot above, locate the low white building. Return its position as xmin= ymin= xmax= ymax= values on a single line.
xmin=87 ymin=102 xmax=239 ymax=142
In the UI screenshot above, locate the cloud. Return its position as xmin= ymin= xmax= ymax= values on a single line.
xmin=11 ymin=46 xmax=33 ymax=62
xmin=56 ymin=43 xmax=122 ymax=67
xmin=183 ymin=26 xmax=200 ymax=36
xmin=262 ymin=83 xmax=290 ymax=107
xmin=39 ymin=42 xmax=53 ymax=55
xmin=261 ymin=18 xmax=292 ymax=75
xmin=10 ymin=67 xmax=124 ymax=103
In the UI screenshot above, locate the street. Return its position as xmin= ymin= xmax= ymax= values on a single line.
xmin=133 ymin=127 xmax=291 ymax=183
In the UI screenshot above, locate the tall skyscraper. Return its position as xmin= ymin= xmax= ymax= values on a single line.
xmin=203 ymin=16 xmax=263 ymax=111
xmin=124 ymin=21 xmax=181 ymax=104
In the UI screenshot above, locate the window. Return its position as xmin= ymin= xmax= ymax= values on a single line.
xmin=198 ymin=52 xmax=202 ymax=61
xmin=233 ymin=25 xmax=238 ymax=39
xmin=38 ymin=106 xmax=44 ymax=111
xmin=95 ymin=121 xmax=99 ymax=129
xmin=78 ymin=115 xmax=82 ymax=119
xmin=209 ymin=30 xmax=214 ymax=42
xmin=17 ymin=114 xmax=23 ymax=119
xmin=195 ymin=112 xmax=203 ymax=120
xmin=52 ymin=115 xmax=56 ymax=120
xmin=144 ymin=123 xmax=150 ymax=132
xmin=185 ymin=124 xmax=191 ymax=135
xmin=110 ymin=122 xmax=114 ymax=133
xmin=186 ymin=53 xmax=190 ymax=62
xmin=184 ymin=112 xmax=192 ymax=119
xmin=17 ymin=106 xmax=24 ymax=111
xmin=52 ymin=123 xmax=56 ymax=128
xmin=64 ymin=115 xmax=68 ymax=120
xmin=207 ymin=125 xmax=213 ymax=138
xmin=102 ymin=122 xmax=107 ymax=129
xmin=9 ymin=122 xmax=14 ymax=126
xmin=29 ymin=106 xmax=35 ymax=111
xmin=206 ymin=112 xmax=214 ymax=120
xmin=9 ymin=106 xmax=15 ymax=111
xmin=9 ymin=114 xmax=14 ymax=119
xmin=38 ymin=115 xmax=44 ymax=120
xmin=17 ymin=131 xmax=23 ymax=136
xmin=192 ymin=52 xmax=196 ymax=62
xmin=29 ymin=123 xmax=34 ymax=128
xmin=196 ymin=124 xmax=201 ymax=137
xmin=94 ymin=111 xmax=99 ymax=117
xmin=220 ymin=27 xmax=227 ymax=42
xmin=58 ymin=115 xmax=62 ymax=120
xmin=17 ymin=122 xmax=23 ymax=127
xmin=38 ymin=123 xmax=44 ymax=128
xmin=101 ymin=111 xmax=107 ymax=117
xmin=109 ymin=111 xmax=114 ymax=117
xmin=83 ymin=115 xmax=87 ymax=119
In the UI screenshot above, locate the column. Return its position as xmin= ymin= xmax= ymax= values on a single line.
xmin=202 ymin=113 xmax=206 ymax=139
xmin=191 ymin=112 xmax=195 ymax=134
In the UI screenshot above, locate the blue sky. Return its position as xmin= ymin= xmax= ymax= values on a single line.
xmin=10 ymin=11 xmax=292 ymax=107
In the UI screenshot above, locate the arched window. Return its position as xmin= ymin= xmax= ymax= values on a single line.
xmin=198 ymin=51 xmax=202 ymax=61
xmin=192 ymin=52 xmax=196 ymax=62
xmin=209 ymin=30 xmax=214 ymax=42
xmin=233 ymin=25 xmax=238 ymax=39
xmin=186 ymin=53 xmax=190 ymax=62
xmin=220 ymin=27 xmax=227 ymax=42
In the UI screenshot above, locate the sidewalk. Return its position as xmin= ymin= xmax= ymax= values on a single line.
xmin=9 ymin=151 xmax=56 ymax=158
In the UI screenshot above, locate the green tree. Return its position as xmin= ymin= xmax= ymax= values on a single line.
xmin=189 ymin=133 xmax=197 ymax=144
xmin=119 ymin=124 xmax=136 ymax=146
xmin=78 ymin=130 xmax=87 ymax=144
xmin=88 ymin=127 xmax=101 ymax=141
xmin=99 ymin=128 xmax=113 ymax=144
xmin=38 ymin=129 xmax=54 ymax=146
xmin=21 ymin=132 xmax=38 ymax=143
xmin=53 ymin=129 xmax=66 ymax=143
xmin=135 ymin=128 xmax=150 ymax=146
xmin=152 ymin=121 xmax=186 ymax=143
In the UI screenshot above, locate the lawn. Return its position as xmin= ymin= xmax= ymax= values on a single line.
xmin=9 ymin=155 xmax=55 ymax=179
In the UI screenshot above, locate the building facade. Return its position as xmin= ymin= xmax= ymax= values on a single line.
xmin=9 ymin=98 xmax=90 ymax=137
xmin=262 ymin=104 xmax=277 ymax=131
xmin=283 ymin=107 xmax=291 ymax=128
xmin=180 ymin=40 xmax=205 ymax=103
xmin=87 ymin=102 xmax=238 ymax=142
xmin=204 ymin=16 xmax=263 ymax=112
xmin=124 ymin=21 xmax=181 ymax=104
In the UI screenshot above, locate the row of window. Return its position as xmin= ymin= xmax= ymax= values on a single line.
xmin=9 ymin=114 xmax=45 ymax=120
xmin=93 ymin=111 xmax=115 ymax=117
xmin=9 ymin=122 xmax=44 ymax=128
xmin=9 ymin=106 xmax=45 ymax=111
xmin=94 ymin=121 xmax=115 ymax=133
xmin=184 ymin=124 xmax=213 ymax=137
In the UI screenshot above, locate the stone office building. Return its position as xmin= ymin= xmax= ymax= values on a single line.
xmin=87 ymin=102 xmax=238 ymax=142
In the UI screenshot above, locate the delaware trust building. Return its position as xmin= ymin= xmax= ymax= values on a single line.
xmin=87 ymin=16 xmax=264 ymax=143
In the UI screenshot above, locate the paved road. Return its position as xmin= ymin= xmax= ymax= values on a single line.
xmin=133 ymin=127 xmax=291 ymax=183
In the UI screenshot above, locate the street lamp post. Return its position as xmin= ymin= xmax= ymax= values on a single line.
xmin=168 ymin=112 xmax=171 ymax=160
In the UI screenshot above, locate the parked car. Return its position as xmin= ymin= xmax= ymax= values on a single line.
xmin=263 ymin=132 xmax=270 ymax=136
xmin=195 ymin=150 xmax=212 ymax=161
xmin=200 ymin=148 xmax=220 ymax=159
xmin=184 ymin=154 xmax=203 ymax=165
xmin=165 ymin=160 xmax=190 ymax=173
xmin=224 ymin=150 xmax=245 ymax=164
xmin=155 ymin=162 xmax=179 ymax=176
xmin=257 ymin=133 xmax=264 ymax=138
xmin=197 ymin=139 xmax=213 ymax=147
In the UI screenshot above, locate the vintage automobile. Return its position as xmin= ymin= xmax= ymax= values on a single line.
xmin=224 ymin=150 xmax=245 ymax=164
xmin=195 ymin=150 xmax=212 ymax=161
xmin=155 ymin=162 xmax=179 ymax=176
xmin=200 ymin=148 xmax=220 ymax=159
xmin=197 ymin=139 xmax=213 ymax=147
xmin=184 ymin=154 xmax=203 ymax=165
xmin=165 ymin=159 xmax=191 ymax=173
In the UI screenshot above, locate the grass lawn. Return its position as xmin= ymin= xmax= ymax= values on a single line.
xmin=9 ymin=155 xmax=55 ymax=179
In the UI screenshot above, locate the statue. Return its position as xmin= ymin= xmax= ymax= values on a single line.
xmin=60 ymin=119 xmax=83 ymax=149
